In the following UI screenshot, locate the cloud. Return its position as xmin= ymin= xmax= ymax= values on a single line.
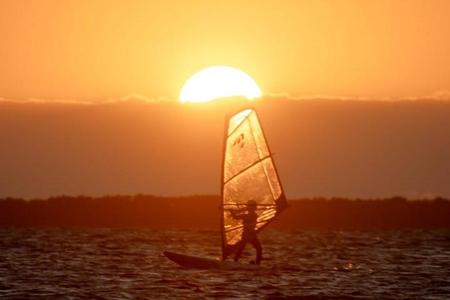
xmin=427 ymin=90 xmax=450 ymax=101
xmin=264 ymin=90 xmax=450 ymax=102
xmin=0 ymin=94 xmax=162 ymax=105
xmin=118 ymin=94 xmax=170 ymax=103
xmin=1 ymin=90 xmax=449 ymax=105
xmin=0 ymin=97 xmax=95 ymax=105
xmin=265 ymin=92 xmax=378 ymax=101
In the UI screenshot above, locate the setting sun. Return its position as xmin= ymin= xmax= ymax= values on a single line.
xmin=179 ymin=66 xmax=262 ymax=103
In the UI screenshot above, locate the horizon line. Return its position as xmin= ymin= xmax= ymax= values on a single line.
xmin=1 ymin=91 xmax=450 ymax=105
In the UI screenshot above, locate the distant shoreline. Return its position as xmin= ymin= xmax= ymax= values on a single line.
xmin=1 ymin=195 xmax=449 ymax=229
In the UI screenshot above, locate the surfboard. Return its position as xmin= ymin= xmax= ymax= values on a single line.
xmin=163 ymin=251 xmax=259 ymax=270
xmin=164 ymin=108 xmax=287 ymax=269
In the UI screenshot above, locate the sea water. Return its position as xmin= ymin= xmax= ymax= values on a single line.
xmin=0 ymin=228 xmax=449 ymax=299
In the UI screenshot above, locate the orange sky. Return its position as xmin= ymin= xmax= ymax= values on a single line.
xmin=0 ymin=0 xmax=449 ymax=101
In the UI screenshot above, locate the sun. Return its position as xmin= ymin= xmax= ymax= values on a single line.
xmin=179 ymin=66 xmax=262 ymax=103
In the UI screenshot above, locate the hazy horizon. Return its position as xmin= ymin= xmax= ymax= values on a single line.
xmin=1 ymin=97 xmax=449 ymax=199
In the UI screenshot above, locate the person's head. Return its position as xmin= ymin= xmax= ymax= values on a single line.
xmin=246 ymin=200 xmax=257 ymax=211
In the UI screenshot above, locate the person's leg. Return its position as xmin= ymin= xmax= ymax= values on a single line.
xmin=250 ymin=238 xmax=262 ymax=265
xmin=233 ymin=240 xmax=246 ymax=262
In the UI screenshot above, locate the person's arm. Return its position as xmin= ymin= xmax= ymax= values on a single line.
xmin=230 ymin=210 xmax=244 ymax=220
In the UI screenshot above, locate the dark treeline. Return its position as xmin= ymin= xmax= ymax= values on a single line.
xmin=0 ymin=195 xmax=449 ymax=229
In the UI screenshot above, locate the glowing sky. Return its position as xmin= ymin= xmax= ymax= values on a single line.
xmin=0 ymin=0 xmax=449 ymax=101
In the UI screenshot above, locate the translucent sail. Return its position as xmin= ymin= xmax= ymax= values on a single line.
xmin=221 ymin=108 xmax=287 ymax=259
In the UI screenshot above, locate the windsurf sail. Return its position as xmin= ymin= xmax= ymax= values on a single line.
xmin=221 ymin=108 xmax=287 ymax=259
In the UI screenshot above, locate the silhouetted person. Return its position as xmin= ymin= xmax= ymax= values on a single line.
xmin=231 ymin=200 xmax=262 ymax=265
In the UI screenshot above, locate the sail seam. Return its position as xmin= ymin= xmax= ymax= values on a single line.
xmin=223 ymin=154 xmax=272 ymax=185
xmin=223 ymin=203 xmax=276 ymax=208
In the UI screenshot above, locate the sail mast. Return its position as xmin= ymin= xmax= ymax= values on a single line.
xmin=220 ymin=112 xmax=229 ymax=260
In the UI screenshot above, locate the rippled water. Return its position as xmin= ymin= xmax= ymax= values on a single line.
xmin=0 ymin=228 xmax=449 ymax=299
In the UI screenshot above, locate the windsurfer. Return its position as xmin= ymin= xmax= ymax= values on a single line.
xmin=230 ymin=200 xmax=262 ymax=265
